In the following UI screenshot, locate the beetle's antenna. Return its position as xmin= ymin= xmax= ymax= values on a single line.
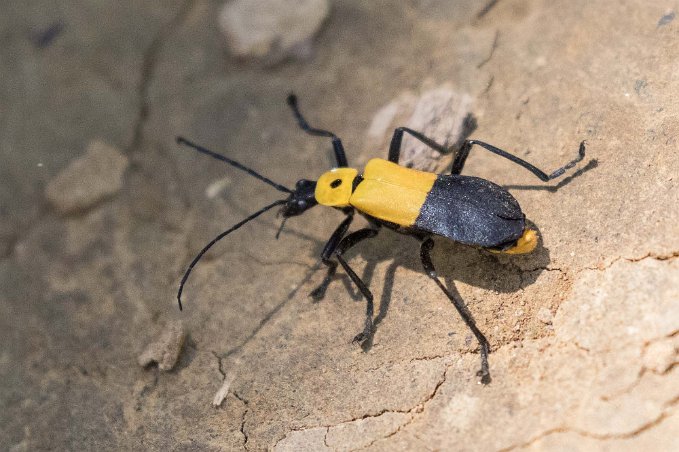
xmin=177 ymin=199 xmax=287 ymax=310
xmin=176 ymin=137 xmax=293 ymax=194
xmin=275 ymin=217 xmax=288 ymax=239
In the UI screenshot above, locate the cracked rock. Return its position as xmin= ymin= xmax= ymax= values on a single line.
xmin=275 ymin=427 xmax=329 ymax=451
xmin=219 ymin=0 xmax=330 ymax=63
xmin=274 ymin=412 xmax=412 ymax=451
xmin=44 ymin=140 xmax=129 ymax=215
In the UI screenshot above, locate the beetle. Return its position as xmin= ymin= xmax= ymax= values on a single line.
xmin=176 ymin=94 xmax=586 ymax=383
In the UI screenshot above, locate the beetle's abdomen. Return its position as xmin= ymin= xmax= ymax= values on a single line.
xmin=414 ymin=175 xmax=525 ymax=247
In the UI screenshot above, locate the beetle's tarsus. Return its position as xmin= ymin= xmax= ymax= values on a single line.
xmin=478 ymin=369 xmax=491 ymax=385
xmin=352 ymin=326 xmax=373 ymax=349
xmin=309 ymin=284 xmax=328 ymax=301
xmin=352 ymin=332 xmax=366 ymax=344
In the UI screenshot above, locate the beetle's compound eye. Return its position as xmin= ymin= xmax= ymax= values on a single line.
xmin=330 ymin=179 xmax=342 ymax=188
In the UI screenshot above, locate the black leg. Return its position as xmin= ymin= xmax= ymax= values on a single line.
xmin=420 ymin=238 xmax=491 ymax=384
xmin=309 ymin=212 xmax=354 ymax=301
xmin=335 ymin=228 xmax=380 ymax=346
xmin=451 ymin=139 xmax=586 ymax=181
xmin=287 ymin=94 xmax=348 ymax=167
xmin=387 ymin=127 xmax=450 ymax=164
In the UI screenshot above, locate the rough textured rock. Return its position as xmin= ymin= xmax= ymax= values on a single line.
xmin=365 ymin=85 xmax=475 ymax=172
xmin=138 ymin=320 xmax=186 ymax=371
xmin=44 ymin=140 xmax=129 ymax=215
xmin=2 ymin=0 xmax=679 ymax=450
xmin=219 ymin=0 xmax=330 ymax=63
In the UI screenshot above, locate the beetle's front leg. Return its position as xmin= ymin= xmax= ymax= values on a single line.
xmin=335 ymin=228 xmax=380 ymax=347
xmin=310 ymin=211 xmax=354 ymax=301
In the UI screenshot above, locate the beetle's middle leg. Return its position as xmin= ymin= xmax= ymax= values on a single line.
xmin=420 ymin=238 xmax=491 ymax=384
xmin=335 ymin=228 xmax=380 ymax=346
xmin=387 ymin=127 xmax=450 ymax=164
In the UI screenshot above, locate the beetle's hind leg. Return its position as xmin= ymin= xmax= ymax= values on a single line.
xmin=420 ymin=238 xmax=491 ymax=384
xmin=452 ymin=139 xmax=586 ymax=182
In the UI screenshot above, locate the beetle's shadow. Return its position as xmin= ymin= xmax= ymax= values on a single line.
xmin=311 ymin=220 xmax=551 ymax=348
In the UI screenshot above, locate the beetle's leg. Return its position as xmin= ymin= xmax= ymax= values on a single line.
xmin=419 ymin=238 xmax=491 ymax=384
xmin=387 ymin=127 xmax=450 ymax=164
xmin=287 ymin=94 xmax=348 ymax=167
xmin=310 ymin=212 xmax=354 ymax=301
xmin=335 ymin=228 xmax=380 ymax=346
xmin=452 ymin=140 xmax=586 ymax=181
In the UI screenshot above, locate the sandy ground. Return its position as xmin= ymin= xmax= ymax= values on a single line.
xmin=2 ymin=0 xmax=678 ymax=450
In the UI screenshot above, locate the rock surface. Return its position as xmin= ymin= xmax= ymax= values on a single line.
xmin=138 ymin=320 xmax=186 ymax=371
xmin=219 ymin=0 xmax=330 ymax=63
xmin=2 ymin=1 xmax=679 ymax=450
xmin=44 ymin=140 xmax=129 ymax=215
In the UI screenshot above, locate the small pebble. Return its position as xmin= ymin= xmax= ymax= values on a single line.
xmin=642 ymin=338 xmax=677 ymax=374
xmin=219 ymin=0 xmax=330 ymax=64
xmin=537 ymin=307 xmax=554 ymax=325
xmin=138 ymin=321 xmax=186 ymax=371
xmin=205 ymin=176 xmax=232 ymax=199
xmin=213 ymin=372 xmax=236 ymax=408
xmin=45 ymin=140 xmax=128 ymax=215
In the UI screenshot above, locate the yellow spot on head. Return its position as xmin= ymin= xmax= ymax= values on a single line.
xmin=315 ymin=168 xmax=358 ymax=207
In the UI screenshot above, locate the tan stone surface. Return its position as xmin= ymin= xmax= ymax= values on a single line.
xmin=45 ymin=140 xmax=129 ymax=214
xmin=2 ymin=0 xmax=678 ymax=450
xmin=138 ymin=320 xmax=186 ymax=371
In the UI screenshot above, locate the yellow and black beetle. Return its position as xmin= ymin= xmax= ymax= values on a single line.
xmin=176 ymin=94 xmax=586 ymax=383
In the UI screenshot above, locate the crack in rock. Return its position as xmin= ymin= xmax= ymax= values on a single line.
xmin=601 ymin=330 xmax=679 ymax=401
xmin=232 ymin=390 xmax=250 ymax=450
xmin=588 ymin=250 xmax=679 ymax=271
xmin=500 ymin=394 xmax=679 ymax=451
xmin=274 ymin=361 xmax=452 ymax=450
xmin=128 ymin=0 xmax=196 ymax=154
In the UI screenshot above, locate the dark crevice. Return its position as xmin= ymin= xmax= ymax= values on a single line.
xmin=211 ymin=350 xmax=226 ymax=379
xmin=477 ymin=31 xmax=499 ymax=69
xmin=477 ymin=0 xmax=501 ymax=19
xmin=277 ymin=362 xmax=452 ymax=450
xmin=233 ymin=390 xmax=250 ymax=450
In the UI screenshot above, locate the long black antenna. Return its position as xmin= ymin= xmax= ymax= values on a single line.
xmin=177 ymin=199 xmax=287 ymax=310
xmin=176 ymin=137 xmax=293 ymax=194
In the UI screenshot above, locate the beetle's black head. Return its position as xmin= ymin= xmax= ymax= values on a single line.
xmin=280 ymin=179 xmax=318 ymax=217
